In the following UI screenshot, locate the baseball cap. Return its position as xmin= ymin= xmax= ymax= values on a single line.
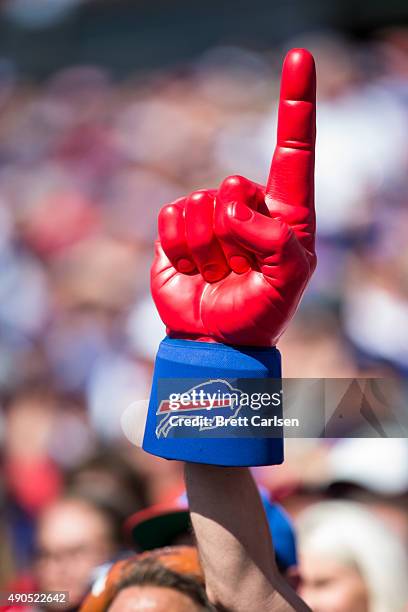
xmin=80 ymin=546 xmax=203 ymax=612
xmin=125 ymin=489 xmax=297 ymax=572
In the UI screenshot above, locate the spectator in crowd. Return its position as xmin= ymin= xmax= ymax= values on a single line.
xmin=34 ymin=496 xmax=125 ymax=610
xmin=297 ymin=501 xmax=408 ymax=612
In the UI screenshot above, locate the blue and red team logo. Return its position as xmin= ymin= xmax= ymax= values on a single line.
xmin=156 ymin=379 xmax=243 ymax=438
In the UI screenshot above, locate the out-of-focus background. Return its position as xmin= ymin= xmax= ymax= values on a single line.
xmin=0 ymin=1 xmax=408 ymax=610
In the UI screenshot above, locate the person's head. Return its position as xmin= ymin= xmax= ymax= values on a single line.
xmin=35 ymin=496 xmax=122 ymax=609
xmin=107 ymin=556 xmax=212 ymax=612
xmin=297 ymin=501 xmax=408 ymax=612
xmin=80 ymin=546 xmax=217 ymax=612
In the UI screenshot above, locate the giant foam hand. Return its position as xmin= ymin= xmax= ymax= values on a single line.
xmin=151 ymin=49 xmax=316 ymax=347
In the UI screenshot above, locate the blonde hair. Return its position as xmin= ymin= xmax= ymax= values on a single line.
xmin=297 ymin=501 xmax=408 ymax=612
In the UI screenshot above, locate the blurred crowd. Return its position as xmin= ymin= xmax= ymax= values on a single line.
xmin=1 ymin=25 xmax=408 ymax=611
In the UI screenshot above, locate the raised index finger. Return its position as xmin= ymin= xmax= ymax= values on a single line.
xmin=265 ymin=48 xmax=316 ymax=252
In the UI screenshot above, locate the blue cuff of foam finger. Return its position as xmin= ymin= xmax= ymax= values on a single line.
xmin=142 ymin=338 xmax=284 ymax=466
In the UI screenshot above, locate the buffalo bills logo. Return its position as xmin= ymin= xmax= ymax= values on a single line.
xmin=156 ymin=379 xmax=243 ymax=438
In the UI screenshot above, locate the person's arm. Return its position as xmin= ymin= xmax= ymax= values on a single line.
xmin=185 ymin=464 xmax=310 ymax=612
